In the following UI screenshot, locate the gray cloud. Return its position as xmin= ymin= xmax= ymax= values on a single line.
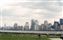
xmin=1 ymin=2 xmax=62 ymax=19
xmin=1 ymin=1 xmax=63 ymax=26
xmin=20 ymin=2 xmax=62 ymax=12
xmin=18 ymin=2 xmax=62 ymax=19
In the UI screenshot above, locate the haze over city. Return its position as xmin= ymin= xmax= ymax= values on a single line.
xmin=0 ymin=0 xmax=63 ymax=40
xmin=0 ymin=0 xmax=63 ymax=26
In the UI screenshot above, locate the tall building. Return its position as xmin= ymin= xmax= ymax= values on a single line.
xmin=54 ymin=21 xmax=60 ymax=31
xmin=24 ymin=22 xmax=29 ymax=31
xmin=43 ymin=20 xmax=49 ymax=30
xmin=13 ymin=23 xmax=18 ymax=30
xmin=21 ymin=26 xmax=24 ymax=30
xmin=60 ymin=19 xmax=63 ymax=30
xmin=34 ymin=20 xmax=39 ymax=31
xmin=40 ymin=24 xmax=44 ymax=31
xmin=44 ymin=20 xmax=48 ymax=25
xmin=60 ymin=19 xmax=63 ymax=25
xmin=30 ymin=19 xmax=36 ymax=30
xmin=60 ymin=25 xmax=63 ymax=31
xmin=17 ymin=26 xmax=23 ymax=30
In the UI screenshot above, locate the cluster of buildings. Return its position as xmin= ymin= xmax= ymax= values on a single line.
xmin=30 ymin=18 xmax=63 ymax=31
xmin=0 ymin=18 xmax=63 ymax=31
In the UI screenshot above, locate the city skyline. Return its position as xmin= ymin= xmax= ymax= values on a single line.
xmin=0 ymin=18 xmax=63 ymax=26
xmin=0 ymin=18 xmax=63 ymax=31
xmin=0 ymin=0 xmax=63 ymax=26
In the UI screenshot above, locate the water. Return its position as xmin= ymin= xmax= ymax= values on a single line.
xmin=50 ymin=38 xmax=62 ymax=40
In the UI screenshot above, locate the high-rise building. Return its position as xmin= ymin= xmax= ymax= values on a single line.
xmin=60 ymin=25 xmax=63 ymax=31
xmin=40 ymin=24 xmax=44 ymax=31
xmin=21 ymin=26 xmax=24 ymax=30
xmin=30 ymin=19 xmax=36 ymax=30
xmin=54 ymin=21 xmax=60 ymax=31
xmin=60 ymin=19 xmax=63 ymax=25
xmin=47 ymin=23 xmax=52 ymax=31
xmin=17 ymin=26 xmax=23 ymax=30
xmin=13 ymin=23 xmax=18 ymax=30
xmin=24 ymin=22 xmax=29 ymax=31
xmin=44 ymin=20 xmax=48 ymax=27
xmin=34 ymin=20 xmax=39 ymax=31
xmin=43 ymin=20 xmax=49 ymax=30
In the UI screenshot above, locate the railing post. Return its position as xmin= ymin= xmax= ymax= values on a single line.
xmin=37 ymin=34 xmax=42 ymax=40
xmin=38 ymin=34 xmax=41 ymax=38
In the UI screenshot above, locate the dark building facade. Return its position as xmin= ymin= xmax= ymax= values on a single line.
xmin=60 ymin=19 xmax=63 ymax=25
xmin=54 ymin=21 xmax=60 ymax=31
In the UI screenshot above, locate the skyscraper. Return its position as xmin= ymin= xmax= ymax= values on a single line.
xmin=30 ymin=19 xmax=36 ymax=30
xmin=40 ymin=24 xmax=44 ymax=31
xmin=54 ymin=21 xmax=60 ymax=31
xmin=43 ymin=20 xmax=49 ymax=30
xmin=60 ymin=19 xmax=63 ymax=25
xmin=34 ymin=20 xmax=39 ymax=31
xmin=13 ymin=23 xmax=18 ymax=30
xmin=44 ymin=20 xmax=48 ymax=26
xmin=24 ymin=22 xmax=29 ymax=31
xmin=60 ymin=25 xmax=63 ymax=31
xmin=60 ymin=19 xmax=63 ymax=30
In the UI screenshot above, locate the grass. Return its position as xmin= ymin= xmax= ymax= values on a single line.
xmin=0 ymin=33 xmax=51 ymax=40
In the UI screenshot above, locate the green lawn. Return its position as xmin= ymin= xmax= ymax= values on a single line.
xmin=0 ymin=33 xmax=50 ymax=40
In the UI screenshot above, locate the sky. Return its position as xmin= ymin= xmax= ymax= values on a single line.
xmin=0 ymin=0 xmax=63 ymax=26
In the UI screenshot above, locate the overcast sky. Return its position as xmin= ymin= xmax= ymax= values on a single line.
xmin=0 ymin=0 xmax=63 ymax=26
